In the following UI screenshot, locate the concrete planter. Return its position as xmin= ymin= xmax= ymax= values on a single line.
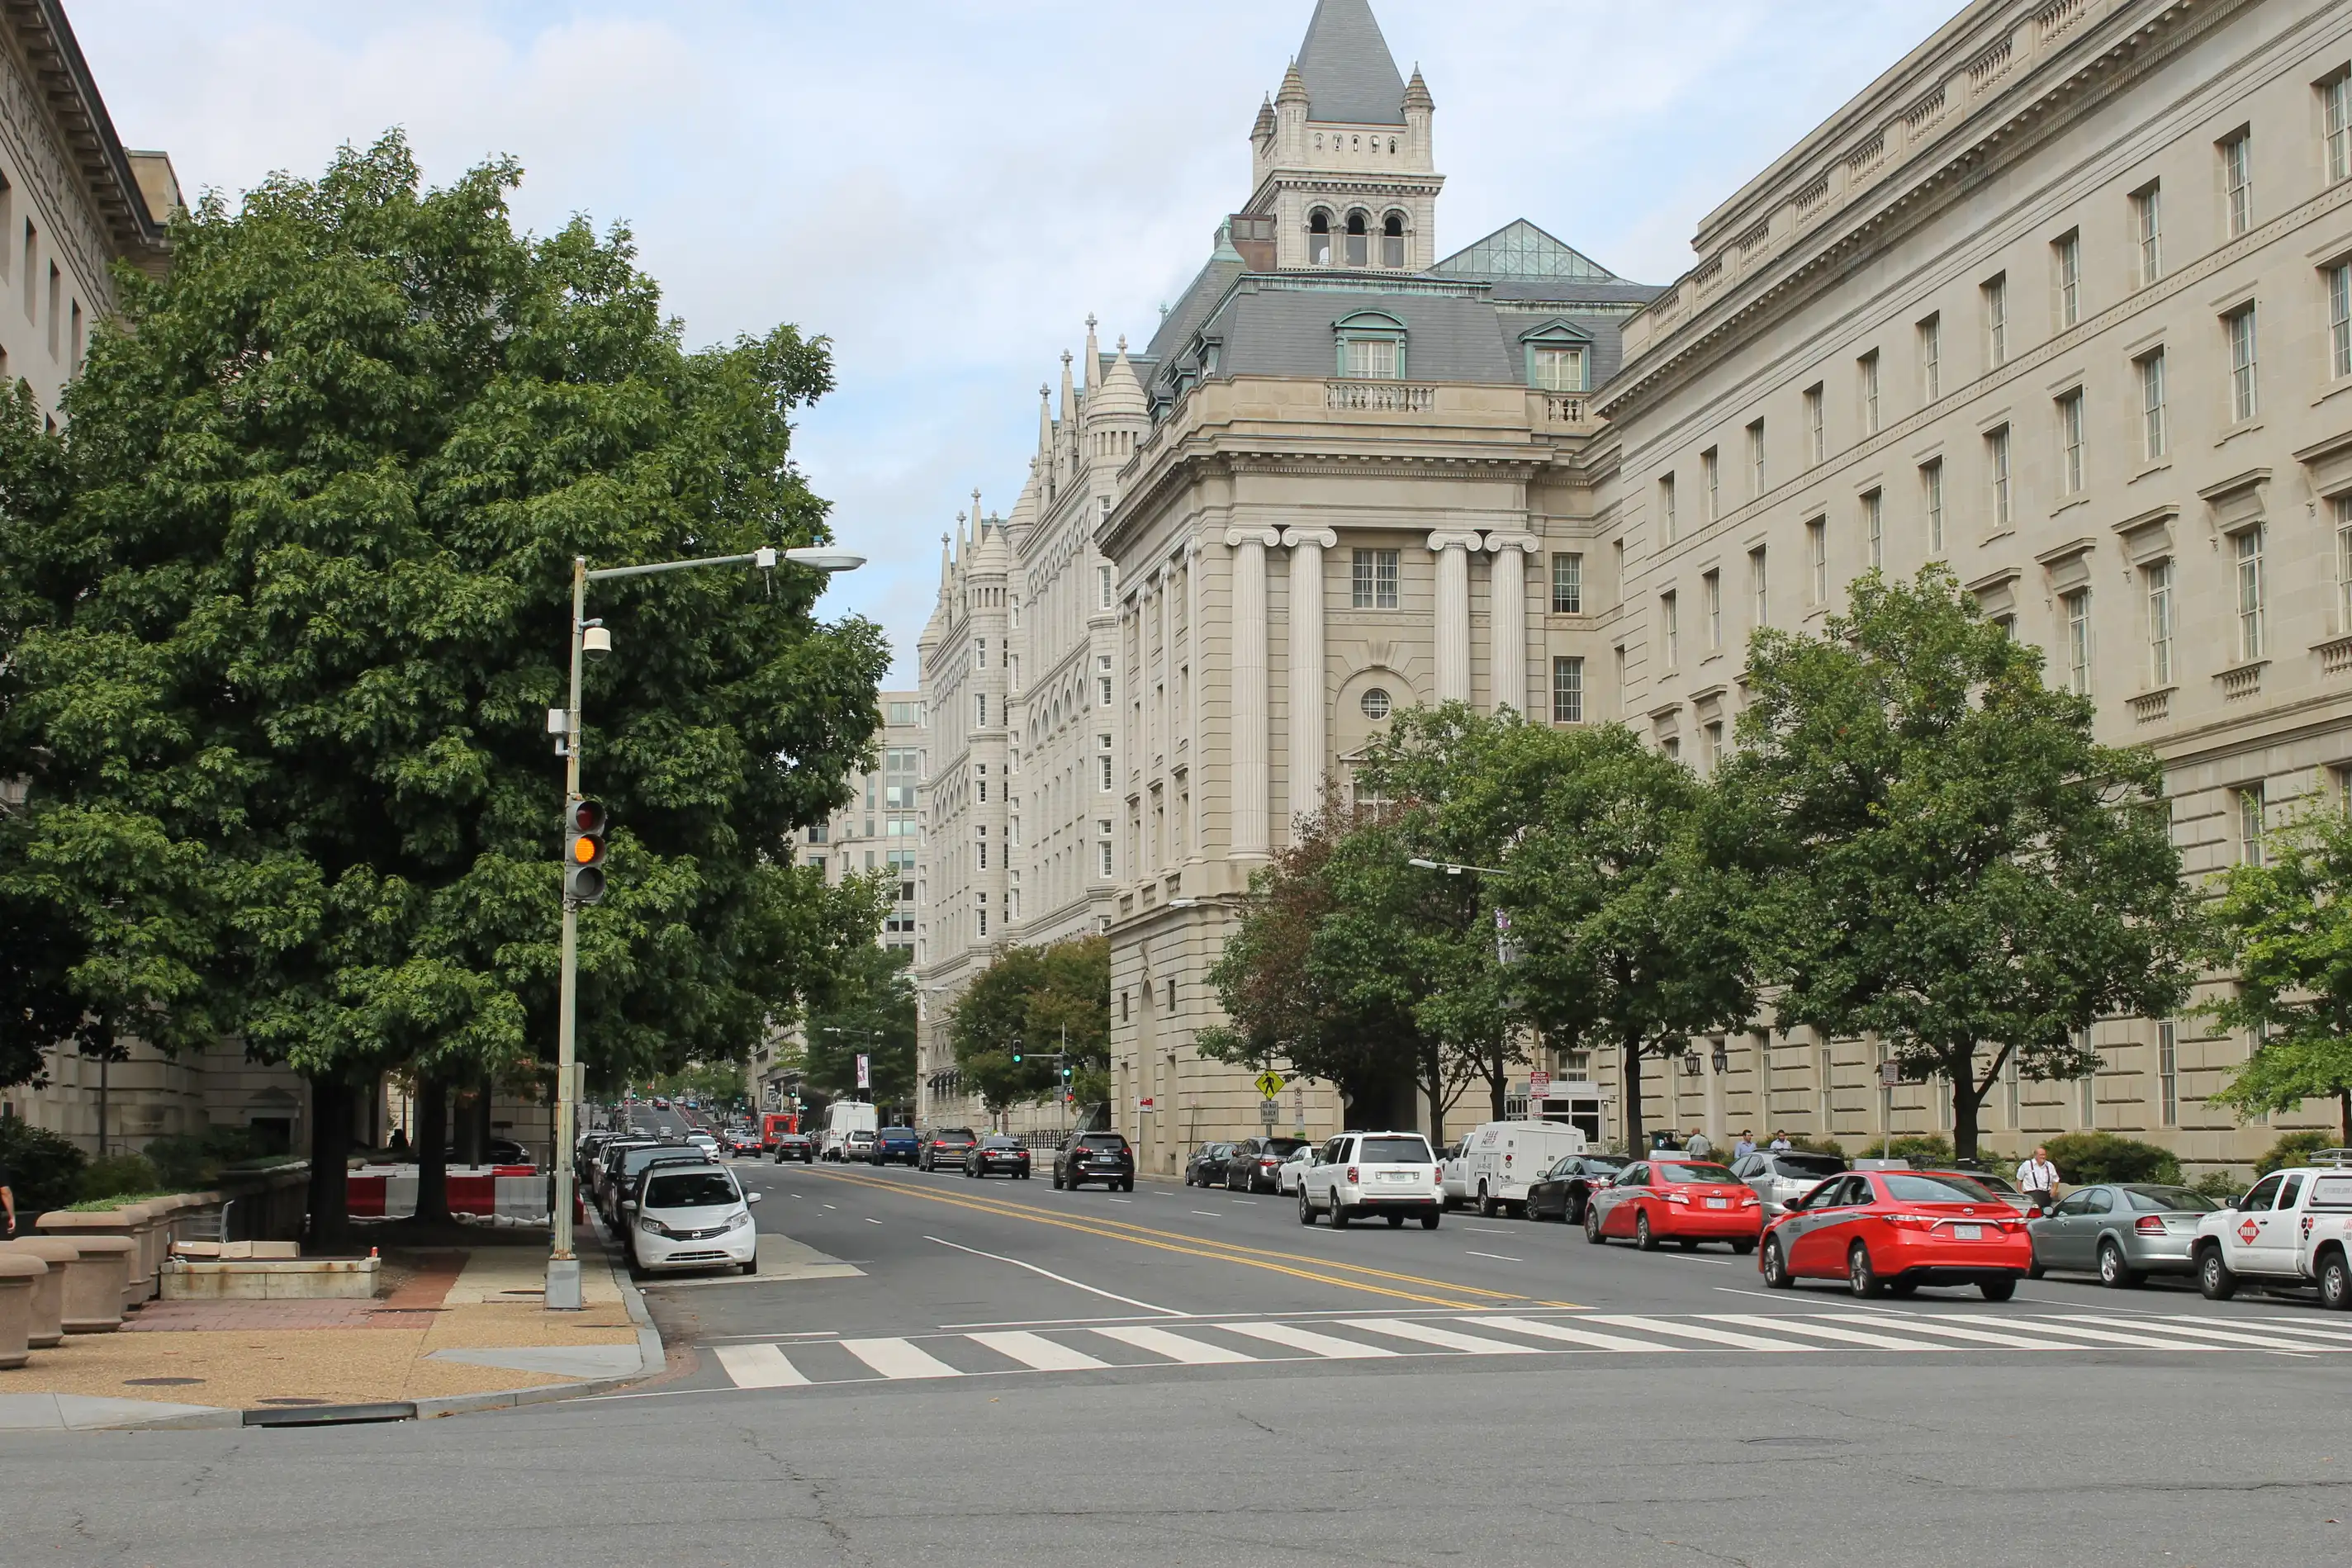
xmin=0 ymin=1253 xmax=44 ymax=1369
xmin=161 ymin=1255 xmax=378 ymax=1300
xmin=0 ymin=1239 xmax=76 ymax=1348
xmin=40 ymin=1204 xmax=162 ymax=1310
xmin=46 ymin=1234 xmax=130 ymax=1334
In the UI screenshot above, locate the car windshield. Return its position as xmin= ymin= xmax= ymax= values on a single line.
xmin=1772 ymin=1154 xmax=1847 ymax=1177
xmin=2124 ymin=1186 xmax=2218 ymax=1213
xmin=1263 ymin=1139 xmax=1308 ymax=1157
xmin=1881 ymin=1172 xmax=2004 ymax=1203
xmin=1963 ymin=1172 xmax=2020 ymax=1193
xmin=1654 ymin=1163 xmax=1737 ymax=1183
xmin=1361 ymin=1136 xmax=1433 ymax=1163
xmin=646 ymin=1172 xmax=740 ymax=1209
xmin=981 ymin=1138 xmax=1022 ymax=1149
xmin=623 ymin=1146 xmax=691 ymax=1174
xmin=880 ymin=1128 xmax=914 ymax=1137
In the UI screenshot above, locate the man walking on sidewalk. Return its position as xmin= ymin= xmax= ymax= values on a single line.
xmin=2016 ymin=1146 xmax=2060 ymax=1214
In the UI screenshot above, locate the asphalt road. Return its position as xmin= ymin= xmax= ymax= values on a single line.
xmin=8 ymin=1143 xmax=2350 ymax=1566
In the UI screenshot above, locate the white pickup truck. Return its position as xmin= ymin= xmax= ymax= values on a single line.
xmin=2190 ymin=1155 xmax=2352 ymax=1310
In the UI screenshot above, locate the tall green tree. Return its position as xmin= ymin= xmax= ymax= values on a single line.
xmin=946 ymin=936 xmax=1110 ymax=1120
xmin=2202 ymin=802 xmax=2352 ymax=1143
xmin=1724 ymin=566 xmax=2200 ymax=1159
xmin=804 ymin=938 xmax=917 ymax=1113
xmin=0 ymin=135 xmax=886 ymax=1248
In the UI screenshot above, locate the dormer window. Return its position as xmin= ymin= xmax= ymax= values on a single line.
xmin=1344 ymin=210 xmax=1370 ymax=267
xmin=1308 ymin=209 xmax=1333 ymax=267
xmin=1382 ymin=211 xmax=1406 ymax=268
xmin=1519 ymin=320 xmax=1593 ymax=392
xmin=1335 ymin=310 xmax=1407 ymax=380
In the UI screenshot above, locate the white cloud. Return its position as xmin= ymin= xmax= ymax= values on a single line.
xmin=69 ymin=0 xmax=1961 ymax=682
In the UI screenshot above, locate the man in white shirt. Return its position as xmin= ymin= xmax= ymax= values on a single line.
xmin=1733 ymin=1131 xmax=1758 ymax=1160
xmin=1768 ymin=1130 xmax=1792 ymax=1153
xmin=2016 ymin=1146 xmax=2060 ymax=1212
xmin=1683 ymin=1127 xmax=1713 ymax=1159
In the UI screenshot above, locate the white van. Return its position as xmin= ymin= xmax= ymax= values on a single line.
xmin=1458 ymin=1120 xmax=1587 ymax=1217
xmin=820 ymin=1101 xmax=879 ymax=1161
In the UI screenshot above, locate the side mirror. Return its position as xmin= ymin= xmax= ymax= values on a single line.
xmin=747 ymin=1191 xmax=764 ymax=1204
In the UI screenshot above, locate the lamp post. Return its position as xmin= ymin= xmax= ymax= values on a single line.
xmin=545 ymin=543 xmax=862 ymax=1310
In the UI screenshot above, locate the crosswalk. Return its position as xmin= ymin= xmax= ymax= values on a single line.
xmin=707 ymin=1309 xmax=2352 ymax=1390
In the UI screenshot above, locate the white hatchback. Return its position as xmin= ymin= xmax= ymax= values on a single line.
xmin=632 ymin=1163 xmax=761 ymax=1277
xmin=1277 ymin=1146 xmax=1317 ymax=1195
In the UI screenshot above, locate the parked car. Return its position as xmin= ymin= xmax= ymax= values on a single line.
xmin=1726 ymin=1149 xmax=1851 ymax=1215
xmin=1183 ymin=1143 xmax=1235 ymax=1187
xmin=590 ymin=1139 xmax=658 ymax=1220
xmin=685 ymin=1131 xmax=722 ymax=1160
xmin=443 ymin=1137 xmax=532 ymax=1168
xmin=2030 ymin=1182 xmax=2219 ymax=1287
xmin=630 ymin=1162 xmax=761 ymax=1277
xmin=1224 ymin=1136 xmax=1311 ymax=1193
xmin=1524 ymin=1153 xmax=1631 ymax=1225
xmin=841 ymin=1128 xmax=879 ymax=1164
xmin=1758 ymin=1168 xmax=2031 ymax=1300
xmin=1585 ymin=1159 xmax=1763 ymax=1253
xmin=965 ymin=1136 xmax=1032 ymax=1179
xmin=614 ymin=1149 xmax=714 ymax=1229
xmin=873 ymin=1126 xmax=922 ymax=1166
xmin=1276 ymin=1145 xmax=1317 ymax=1195
xmin=1056 ymin=1132 xmax=1136 ymax=1191
xmin=920 ymin=1128 xmax=978 ymax=1171
xmin=1298 ymin=1131 xmax=1442 ymax=1228
xmin=2192 ymin=1156 xmax=2352 ymax=1307
xmin=771 ymin=1132 xmax=815 ymax=1164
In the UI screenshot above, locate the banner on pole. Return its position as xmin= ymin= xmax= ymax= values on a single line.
xmin=856 ymin=1054 xmax=871 ymax=1090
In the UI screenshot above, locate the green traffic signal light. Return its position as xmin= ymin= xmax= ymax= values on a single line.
xmin=1011 ymin=1050 xmax=1022 ymax=1063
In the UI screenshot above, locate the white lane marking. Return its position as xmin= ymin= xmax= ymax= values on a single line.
xmin=1221 ymin=1321 xmax=1398 ymax=1359
xmin=823 ymin=1204 xmax=837 ymax=1210
xmin=706 ymin=1330 xmax=841 ymax=1342
xmin=967 ymin=1331 xmax=1113 ymax=1371
xmin=1580 ymin=1315 xmax=1819 ymax=1352
xmin=1107 ymin=1198 xmax=1133 ymax=1204
xmin=1344 ymin=1318 xmax=1541 ymax=1355
xmin=2157 ymin=1314 xmax=2352 ymax=1343
xmin=1473 ymin=1316 xmax=1684 ymax=1353
xmin=1463 ymin=1250 xmax=1524 ymax=1262
xmin=714 ymin=1343 xmax=808 ymax=1388
xmin=1191 ymin=1210 xmax=1220 ymax=1217
xmin=1463 ymin=1226 xmax=1512 ymax=1234
xmin=1092 ymin=1325 xmax=1258 ymax=1365
xmin=2052 ymin=1315 xmax=2323 ymax=1353
xmin=923 ymin=1234 xmax=1185 ymax=1317
xmin=1704 ymin=1313 xmax=1961 ymax=1352
xmin=864 ymin=1217 xmax=882 ymax=1225
xmin=1980 ymin=1318 xmax=2217 ymax=1352
xmin=842 ymin=1337 xmax=964 ymax=1380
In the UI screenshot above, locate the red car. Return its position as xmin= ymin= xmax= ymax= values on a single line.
xmin=1583 ymin=1159 xmax=1764 ymax=1253
xmin=1758 ymin=1168 xmax=2032 ymax=1300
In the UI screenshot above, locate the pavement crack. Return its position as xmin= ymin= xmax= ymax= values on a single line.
xmin=1235 ymin=1410 xmax=1280 ymax=1437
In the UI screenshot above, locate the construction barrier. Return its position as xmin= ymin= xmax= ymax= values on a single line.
xmin=349 ymin=1166 xmax=545 ymax=1220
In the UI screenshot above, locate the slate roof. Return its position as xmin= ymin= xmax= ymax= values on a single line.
xmin=1297 ymin=0 xmax=1407 ymax=126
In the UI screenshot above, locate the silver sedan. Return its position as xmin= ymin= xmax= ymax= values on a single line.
xmin=2028 ymin=1182 xmax=2222 ymax=1287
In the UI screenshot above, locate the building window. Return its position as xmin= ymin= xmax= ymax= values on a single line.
xmin=1099 ymin=654 xmax=1113 ymax=707
xmin=2053 ymin=230 xmax=2080 ymax=328
xmin=1529 ymin=344 xmax=1586 ymax=391
xmin=1552 ymin=656 xmax=1584 ymax=724
xmin=1986 ymin=424 xmax=2012 ymax=533
xmin=1098 ymin=839 xmax=1113 ymax=878
xmin=1658 ymin=473 xmax=1677 ymax=541
xmin=1747 ymin=419 xmax=1766 ymax=498
xmin=1748 ymin=546 xmax=1769 ymax=630
xmin=1551 ymin=552 xmax=1583 ymax=614
xmin=1922 ymin=458 xmax=1945 ymax=553
xmin=2331 ymin=263 xmax=2352 ymax=381
xmin=1308 ymin=209 xmax=1332 ymax=266
xmin=1701 ymin=447 xmax=1720 ymax=521
xmin=2157 ymin=1020 xmax=2178 ymax=1126
xmin=1344 ymin=209 xmax=1369 ymax=268
xmin=2133 ymin=184 xmax=2162 ymax=286
xmin=1098 ymin=733 xmax=1112 ymax=790
xmin=2226 ymin=304 xmax=2259 ymax=423
xmin=1382 ymin=211 xmax=1406 ymax=269
xmin=808 ymin=822 xmax=829 ymax=845
xmin=2137 ymin=349 xmax=2168 ymax=459
xmin=2220 ymin=129 xmax=2253 ymax=238
xmin=2145 ymin=559 xmax=2174 ymax=687
xmin=2056 ymin=389 xmax=2084 ymax=495
xmin=2240 ymin=783 xmax=2266 ymax=866
xmin=1352 ymin=548 xmax=1399 ymax=609
xmin=1098 ymin=565 xmax=1113 ymax=609
xmin=1858 ymin=351 xmax=1880 ymax=434
xmin=1982 ymin=274 xmax=2008 ymax=367
xmin=1704 ymin=569 xmax=1723 ymax=651
xmin=2236 ymin=525 xmax=2265 ymax=661
xmin=1804 ymin=519 xmax=1828 ymax=605
xmin=975 ymin=693 xmax=987 ymax=727
xmin=1804 ymin=383 xmax=1825 ymax=466
xmin=1335 ymin=310 xmax=1406 ymax=378
xmin=2330 ymin=71 xmax=2352 ymax=185
xmin=1918 ymin=313 xmax=1941 ymax=401
xmin=1863 ymin=489 xmax=1883 ymax=571
xmin=1661 ymin=591 xmax=1680 ymax=669
xmin=1360 ymin=688 xmax=1392 ymax=720
xmin=2062 ymin=590 xmax=2091 ymax=696
xmin=2337 ymin=496 xmax=2352 ymax=632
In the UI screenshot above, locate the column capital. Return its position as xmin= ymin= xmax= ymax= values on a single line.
xmin=1224 ymin=526 xmax=1283 ymax=550
xmin=1483 ymin=532 xmax=1543 ymax=554
xmin=1280 ymin=527 xmax=1338 ymax=550
xmin=1426 ymin=529 xmax=1483 ymax=553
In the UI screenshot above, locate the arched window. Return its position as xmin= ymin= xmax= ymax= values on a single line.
xmin=1307 ymin=210 xmax=1332 ymax=267
xmin=1382 ymin=211 xmax=1406 ymax=269
xmin=1333 ymin=310 xmax=1408 ymax=381
xmin=1344 ymin=210 xmax=1370 ymax=268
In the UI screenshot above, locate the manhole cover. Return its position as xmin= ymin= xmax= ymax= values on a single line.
xmin=125 ymin=1377 xmax=204 ymax=1387
xmin=256 ymin=1397 xmax=327 ymax=1407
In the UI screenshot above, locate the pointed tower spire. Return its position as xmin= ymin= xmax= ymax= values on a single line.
xmin=1036 ymin=386 xmax=1052 ymax=456
xmin=1060 ymin=350 xmax=1075 ymax=422
xmin=1276 ymin=57 xmax=1308 ymax=107
xmin=1294 ymin=0 xmax=1406 ymax=124
xmin=971 ymin=489 xmax=984 ymax=538
xmin=1252 ymin=92 xmax=1276 ymax=141
xmin=939 ymin=530 xmax=955 ymax=593
xmin=1405 ymin=64 xmax=1433 ymax=112
xmin=1083 ymin=315 xmax=1100 ymax=393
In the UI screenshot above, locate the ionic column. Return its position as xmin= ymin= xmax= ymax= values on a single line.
xmin=1486 ymin=533 xmax=1541 ymax=717
xmin=1428 ymin=530 xmax=1482 ymax=706
xmin=1281 ymin=527 xmax=1337 ymax=827
xmin=1226 ymin=527 xmax=1282 ymax=859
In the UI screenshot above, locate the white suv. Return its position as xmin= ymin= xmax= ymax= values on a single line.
xmin=632 ymin=1162 xmax=762 ymax=1277
xmin=1299 ymin=1131 xmax=1443 ymax=1229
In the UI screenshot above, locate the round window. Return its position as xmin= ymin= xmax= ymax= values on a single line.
xmin=1360 ymin=688 xmax=1392 ymax=720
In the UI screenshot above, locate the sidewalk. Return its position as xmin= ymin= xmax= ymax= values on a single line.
xmin=0 ymin=1244 xmax=658 ymax=1430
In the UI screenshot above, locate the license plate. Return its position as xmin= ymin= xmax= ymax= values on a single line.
xmin=1379 ymin=1171 xmax=1411 ymax=1183
xmin=1953 ymin=1224 xmax=1982 ymax=1240
xmin=1706 ymin=1197 xmax=1728 ymax=1209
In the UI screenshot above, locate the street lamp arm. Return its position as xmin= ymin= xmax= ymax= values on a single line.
xmin=1407 ymin=856 xmax=1511 ymax=877
xmin=586 ymin=546 xmax=866 ymax=584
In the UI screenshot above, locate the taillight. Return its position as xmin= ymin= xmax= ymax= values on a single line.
xmin=1880 ymin=1212 xmax=1937 ymax=1230
xmin=1662 ymin=1191 xmax=1690 ymax=1205
xmin=1346 ymin=1166 xmax=1359 ymax=1184
xmin=2135 ymin=1215 xmax=2166 ymax=1234
xmin=1261 ymin=1158 xmax=1278 ymax=1168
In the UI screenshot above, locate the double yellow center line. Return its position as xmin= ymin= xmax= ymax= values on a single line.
xmin=813 ymin=1168 xmax=1570 ymax=1311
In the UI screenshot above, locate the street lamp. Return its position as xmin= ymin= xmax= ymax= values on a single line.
xmin=544 ymin=542 xmax=862 ymax=1311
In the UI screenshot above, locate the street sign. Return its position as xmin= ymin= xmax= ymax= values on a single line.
xmin=1259 ymin=1100 xmax=1279 ymax=1125
xmin=856 ymin=1054 xmax=871 ymax=1090
xmin=1879 ymin=1059 xmax=1900 ymax=1088
xmin=1254 ymin=1069 xmax=1287 ymax=1100
xmin=1138 ymin=1096 xmax=1155 ymax=1113
xmin=1528 ymin=1069 xmax=1551 ymax=1099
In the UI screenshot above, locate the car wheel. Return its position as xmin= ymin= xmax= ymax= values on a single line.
xmin=2197 ymin=1245 xmax=2238 ymax=1301
xmin=1584 ymin=1206 xmax=1607 ymax=1245
xmin=2317 ymin=1248 xmax=2352 ymax=1311
xmin=1635 ymin=1212 xmax=1659 ymax=1252
xmin=1478 ymin=1185 xmax=1500 ymax=1220
xmin=1299 ymin=1189 xmax=1317 ymax=1225
xmin=1052 ymin=1172 xmax=1065 ymax=1191
xmin=739 ymin=1259 xmax=758 ymax=1277
xmin=1420 ymin=1211 xmax=1440 ymax=1229
xmin=1568 ymin=1194 xmax=1587 ymax=1227
xmin=1977 ymin=1275 xmax=2018 ymax=1302
xmin=1847 ymin=1242 xmax=1883 ymax=1299
xmin=1761 ymin=1237 xmax=1793 ymax=1288
xmin=2098 ymin=1239 xmax=2143 ymax=1290
xmin=2027 ymin=1254 xmax=2046 ymax=1280
xmin=1731 ymin=1239 xmax=1757 ymax=1257
xmin=1331 ymin=1200 xmax=1351 ymax=1229
xmin=1120 ymin=1179 xmax=1134 ymax=1192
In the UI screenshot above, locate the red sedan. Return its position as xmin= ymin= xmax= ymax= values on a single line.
xmin=1583 ymin=1159 xmax=1763 ymax=1253
xmin=1758 ymin=1168 xmax=2032 ymax=1300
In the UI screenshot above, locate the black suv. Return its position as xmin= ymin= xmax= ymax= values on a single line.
xmin=1055 ymin=1132 xmax=1136 ymax=1192
xmin=920 ymin=1128 xmax=978 ymax=1172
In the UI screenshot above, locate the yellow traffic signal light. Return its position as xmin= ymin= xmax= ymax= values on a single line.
xmin=564 ymin=798 xmax=607 ymax=903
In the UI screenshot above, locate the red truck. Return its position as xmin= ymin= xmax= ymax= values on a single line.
xmin=760 ymin=1111 xmax=800 ymax=1152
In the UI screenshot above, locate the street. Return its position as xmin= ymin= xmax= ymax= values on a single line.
xmin=7 ymin=1149 xmax=2350 ymax=1566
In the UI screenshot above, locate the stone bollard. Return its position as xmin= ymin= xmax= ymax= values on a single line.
xmin=0 ymin=1253 xmax=45 ymax=1368
xmin=49 ymin=1234 xmax=130 ymax=1334
xmin=0 ymin=1238 xmax=76 ymax=1348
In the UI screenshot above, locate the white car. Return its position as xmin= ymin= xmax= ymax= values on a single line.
xmin=631 ymin=1162 xmax=761 ymax=1277
xmin=1277 ymin=1146 xmax=1317 ymax=1195
xmin=1299 ymin=1131 xmax=1443 ymax=1229
xmin=686 ymin=1131 xmax=721 ymax=1158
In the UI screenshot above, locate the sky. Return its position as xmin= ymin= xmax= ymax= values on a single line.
xmin=69 ymin=0 xmax=1961 ymax=685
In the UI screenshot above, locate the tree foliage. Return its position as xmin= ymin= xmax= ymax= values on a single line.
xmin=948 ymin=936 xmax=1109 ymax=1119
xmin=803 ymin=936 xmax=918 ymax=1111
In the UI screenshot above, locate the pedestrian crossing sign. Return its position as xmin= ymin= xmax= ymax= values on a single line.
xmin=1254 ymin=1069 xmax=1287 ymax=1100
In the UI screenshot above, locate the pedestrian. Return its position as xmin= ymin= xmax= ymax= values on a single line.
xmin=2016 ymin=1145 xmax=2060 ymax=1213
xmin=1733 ymin=1130 xmax=1757 ymax=1159
xmin=1683 ymin=1126 xmax=1713 ymax=1159
xmin=0 ymin=1151 xmax=14 ymax=1236
xmin=1768 ymin=1130 xmax=1792 ymax=1153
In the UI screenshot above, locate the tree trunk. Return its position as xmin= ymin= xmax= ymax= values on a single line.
xmin=1957 ymin=1042 xmax=2012 ymax=1165
xmin=413 ymin=1074 xmax=451 ymax=1225
xmin=2340 ymin=1088 xmax=2350 ymax=1148
xmin=1490 ymin=1036 xmax=1508 ymax=1122
xmin=304 ymin=1071 xmax=353 ymax=1257
xmin=454 ymin=1074 xmax=488 ymax=1166
xmin=1621 ymin=1030 xmax=1647 ymax=1153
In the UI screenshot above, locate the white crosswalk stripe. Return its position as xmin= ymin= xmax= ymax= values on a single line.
xmin=2049 ymin=1315 xmax=2328 ymax=1353
xmin=1703 ymin=1313 xmax=1954 ymax=1352
xmin=1221 ymin=1321 xmax=1399 ymax=1358
xmin=1344 ymin=1318 xmax=1542 ymax=1354
xmin=1579 ymin=1315 xmax=1820 ymax=1352
xmin=842 ymin=1337 xmax=965 ymax=1379
xmin=1472 ymin=1315 xmax=1686 ymax=1352
xmin=713 ymin=1343 xmax=808 ymax=1388
xmin=966 ymin=1331 xmax=1113 ymax=1371
xmin=1833 ymin=1314 xmax=2073 ymax=1351
xmin=1091 ymin=1325 xmax=1259 ymax=1365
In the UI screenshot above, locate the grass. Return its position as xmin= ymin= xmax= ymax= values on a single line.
xmin=62 ymin=1191 xmax=178 ymax=1212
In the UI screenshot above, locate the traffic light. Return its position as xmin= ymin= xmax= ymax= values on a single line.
xmin=1010 ymin=1048 xmax=1023 ymax=1064
xmin=564 ymin=798 xmax=608 ymax=903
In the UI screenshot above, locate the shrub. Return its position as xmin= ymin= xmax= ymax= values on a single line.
xmin=143 ymin=1125 xmax=262 ymax=1191
xmin=2191 ymin=1170 xmax=2250 ymax=1201
xmin=2041 ymin=1131 xmax=2181 ymax=1187
xmin=1856 ymin=1135 xmax=1954 ymax=1166
xmin=2255 ymin=1130 xmax=2343 ymax=1175
xmin=1781 ymin=1134 xmax=1845 ymax=1157
xmin=0 ymin=1120 xmax=87 ymax=1217
xmin=78 ymin=1151 xmax=161 ymax=1203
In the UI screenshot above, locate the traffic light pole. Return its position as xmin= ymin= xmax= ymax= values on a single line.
xmin=548 ymin=557 xmax=588 ymax=1311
